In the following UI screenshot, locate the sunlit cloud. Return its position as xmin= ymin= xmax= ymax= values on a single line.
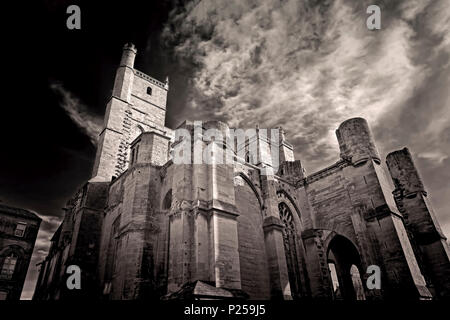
xmin=50 ymin=82 xmax=102 ymax=146
xmin=163 ymin=0 xmax=450 ymax=235
xmin=163 ymin=0 xmax=439 ymax=168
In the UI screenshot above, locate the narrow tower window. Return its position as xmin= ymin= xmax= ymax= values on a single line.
xmin=146 ymin=87 xmax=152 ymax=95
xmin=130 ymin=148 xmax=135 ymax=165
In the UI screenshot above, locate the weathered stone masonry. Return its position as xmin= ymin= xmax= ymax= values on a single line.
xmin=0 ymin=204 xmax=41 ymax=300
xmin=34 ymin=44 xmax=450 ymax=300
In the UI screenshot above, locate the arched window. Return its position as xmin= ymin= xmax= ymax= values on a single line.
xmin=162 ymin=190 xmax=172 ymax=210
xmin=278 ymin=202 xmax=302 ymax=299
xmin=147 ymin=87 xmax=152 ymax=95
xmin=1 ymin=253 xmax=18 ymax=280
xmin=135 ymin=144 xmax=139 ymax=162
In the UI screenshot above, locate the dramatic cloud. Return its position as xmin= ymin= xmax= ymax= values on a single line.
xmin=50 ymin=82 xmax=103 ymax=146
xmin=20 ymin=0 xmax=449 ymax=299
xmin=163 ymin=0 xmax=450 ymax=234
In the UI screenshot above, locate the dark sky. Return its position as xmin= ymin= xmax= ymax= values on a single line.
xmin=1 ymin=0 xmax=179 ymax=212
xmin=2 ymin=0 xmax=188 ymax=298
xmin=1 ymin=0 xmax=449 ymax=299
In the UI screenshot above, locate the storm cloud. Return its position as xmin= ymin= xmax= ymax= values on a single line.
xmin=162 ymin=0 xmax=450 ymax=236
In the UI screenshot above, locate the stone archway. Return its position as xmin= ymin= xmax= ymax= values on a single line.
xmin=326 ymin=235 xmax=366 ymax=300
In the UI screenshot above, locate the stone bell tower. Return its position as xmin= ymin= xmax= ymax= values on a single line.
xmin=91 ymin=43 xmax=170 ymax=182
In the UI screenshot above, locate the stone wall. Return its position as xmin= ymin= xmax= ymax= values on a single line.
xmin=234 ymin=174 xmax=270 ymax=299
xmin=0 ymin=205 xmax=41 ymax=300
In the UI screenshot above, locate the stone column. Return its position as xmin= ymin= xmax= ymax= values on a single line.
xmin=387 ymin=148 xmax=450 ymax=298
xmin=167 ymin=122 xmax=242 ymax=294
xmin=301 ymin=229 xmax=333 ymax=299
xmin=261 ymin=175 xmax=292 ymax=299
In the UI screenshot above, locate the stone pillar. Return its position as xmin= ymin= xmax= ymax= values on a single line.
xmin=364 ymin=208 xmax=432 ymax=299
xmin=201 ymin=123 xmax=242 ymax=290
xmin=208 ymin=209 xmax=241 ymax=289
xmin=301 ymin=229 xmax=333 ymax=299
xmin=387 ymin=148 xmax=450 ymax=298
xmin=167 ymin=122 xmax=242 ymax=294
xmin=349 ymin=204 xmax=383 ymax=300
xmin=278 ymin=127 xmax=295 ymax=163
xmin=167 ymin=201 xmax=193 ymax=293
xmin=261 ymin=175 xmax=292 ymax=299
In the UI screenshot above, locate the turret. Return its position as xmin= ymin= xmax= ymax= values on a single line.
xmin=120 ymin=43 xmax=137 ymax=68
xmin=165 ymin=76 xmax=169 ymax=90
xmin=112 ymin=43 xmax=136 ymax=102
xmin=386 ymin=147 xmax=425 ymax=196
xmin=336 ymin=117 xmax=381 ymax=165
xmin=386 ymin=147 xmax=450 ymax=298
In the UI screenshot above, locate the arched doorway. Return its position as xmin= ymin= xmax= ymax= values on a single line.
xmin=278 ymin=202 xmax=302 ymax=299
xmin=327 ymin=235 xmax=366 ymax=300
